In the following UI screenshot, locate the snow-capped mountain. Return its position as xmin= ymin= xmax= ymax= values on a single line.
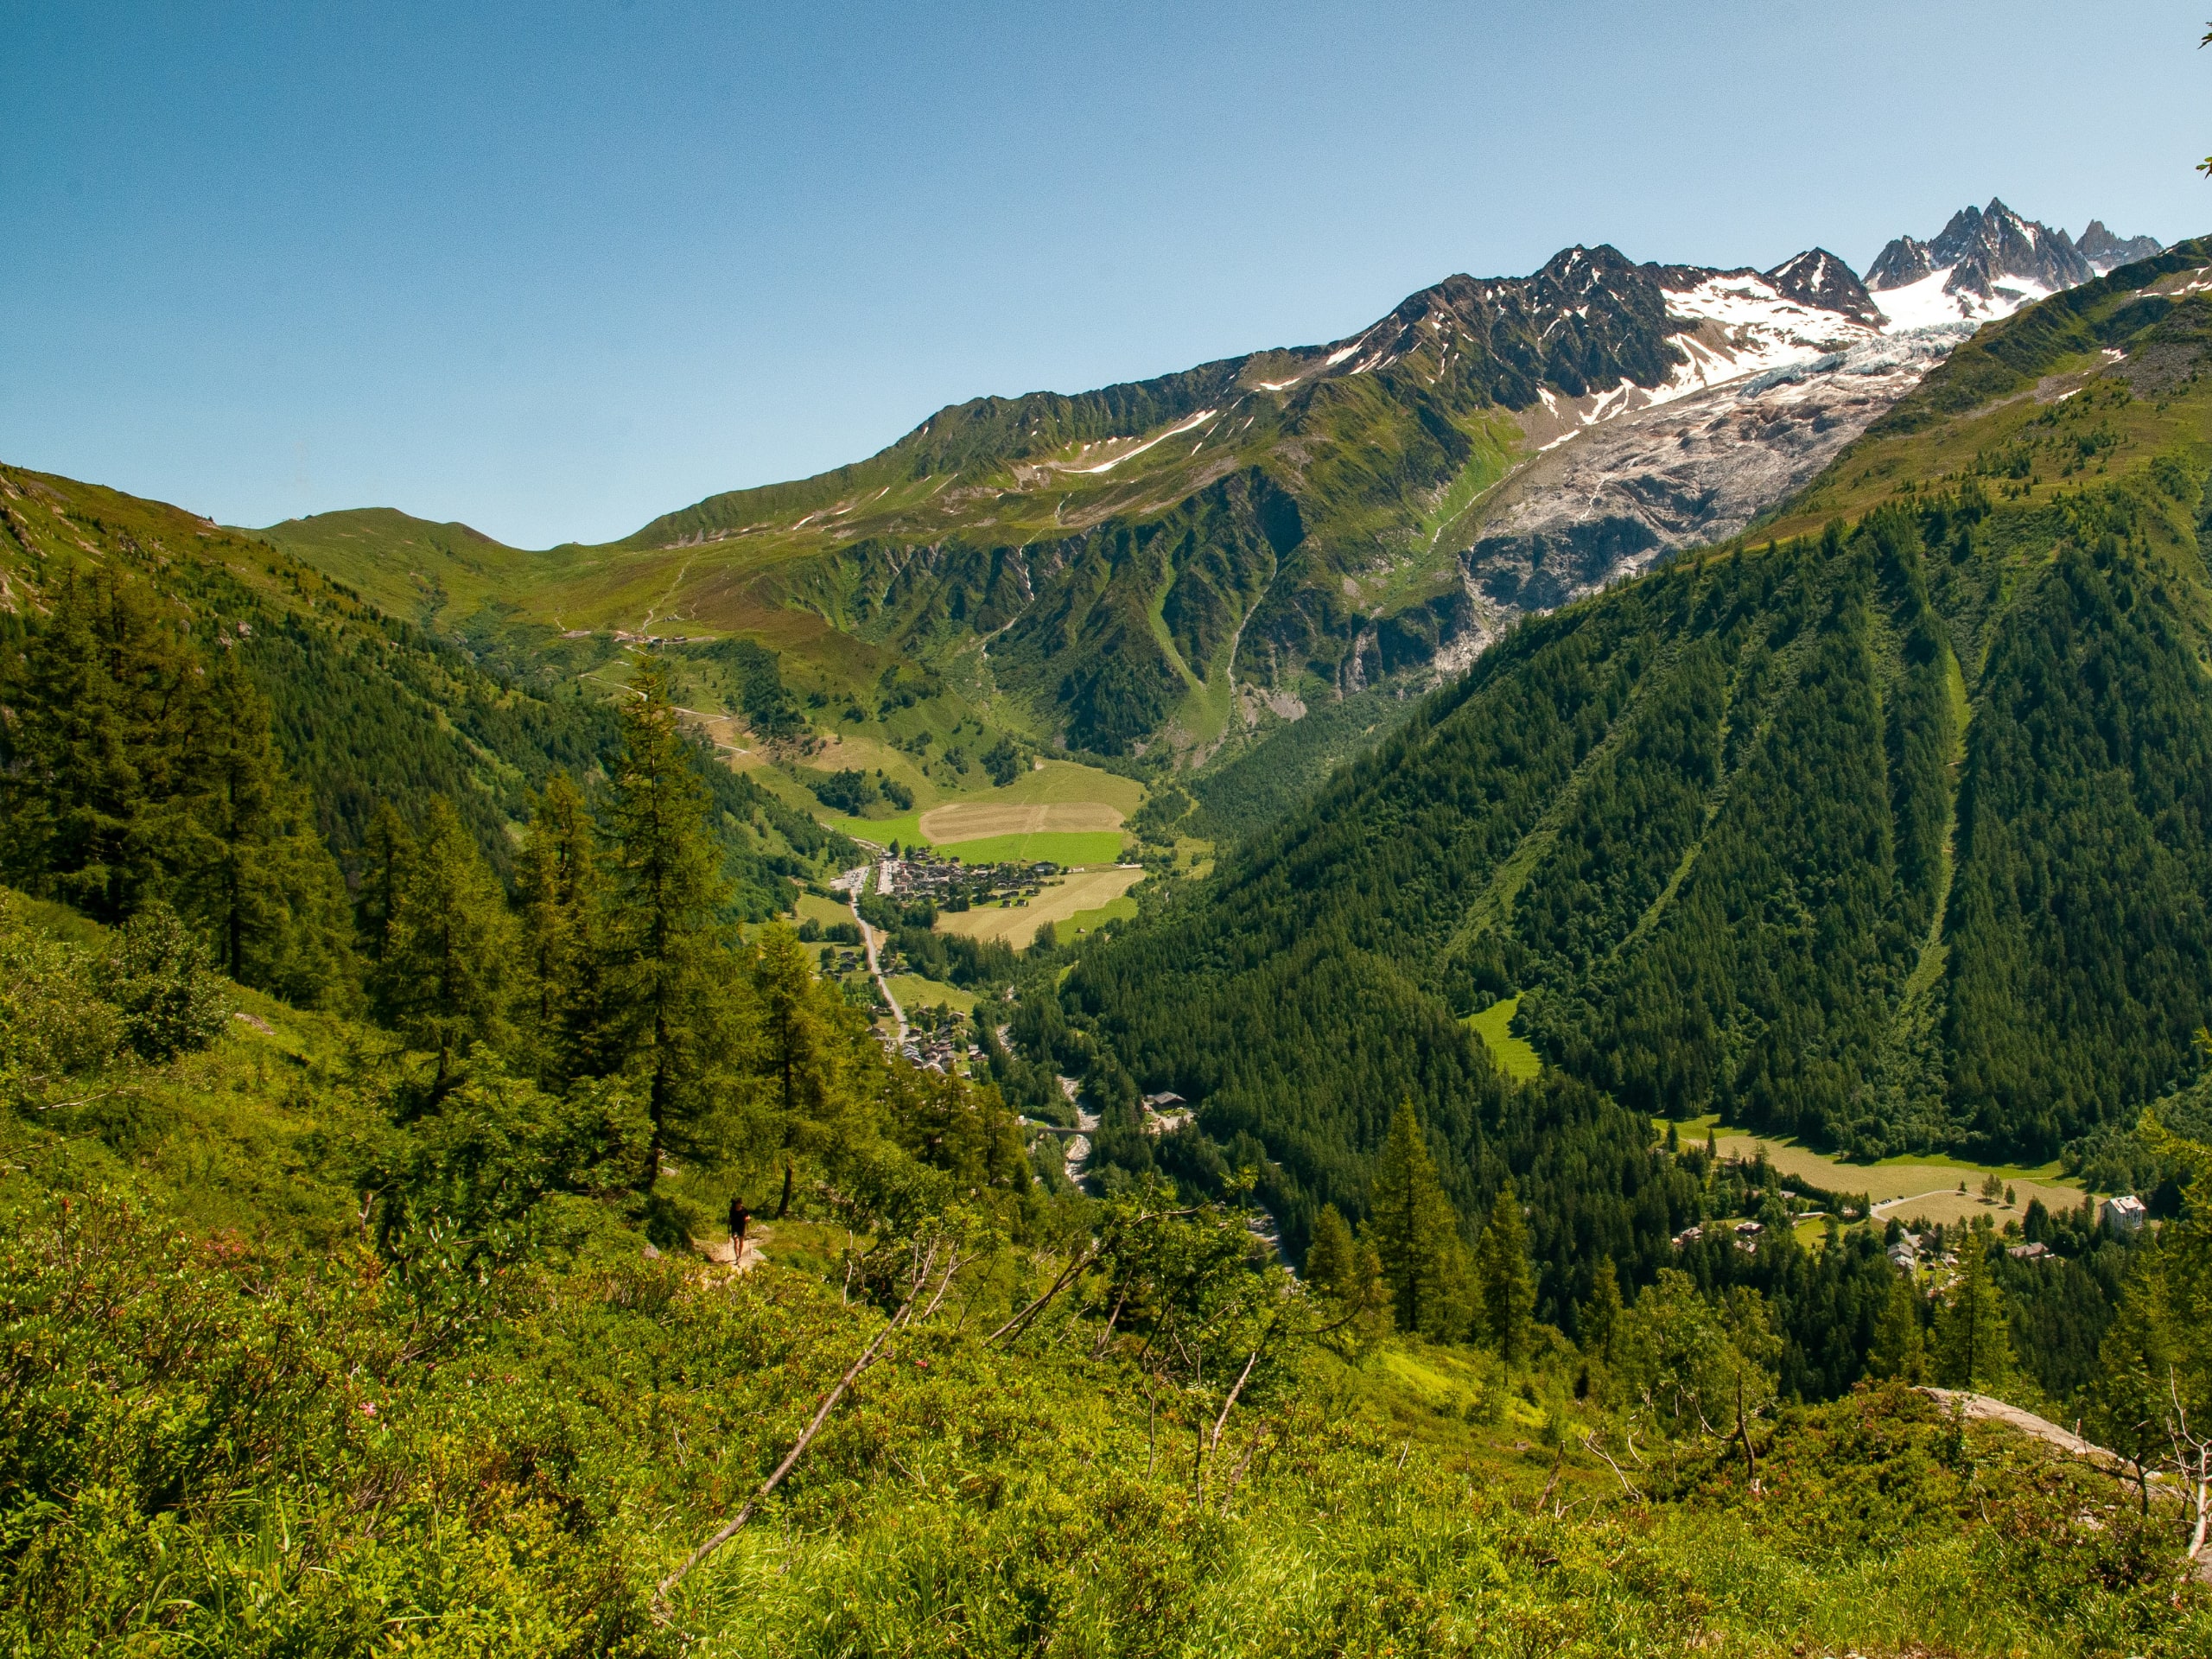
xmin=1865 ymin=200 xmax=2160 ymax=330
xmin=510 ymin=200 xmax=2177 ymax=763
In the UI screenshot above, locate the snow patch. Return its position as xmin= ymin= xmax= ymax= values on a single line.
xmin=1872 ymin=267 xmax=2047 ymax=333
xmin=1065 ymin=409 xmax=1219 ymax=474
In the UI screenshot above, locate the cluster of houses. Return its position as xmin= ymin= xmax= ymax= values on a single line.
xmin=1670 ymin=1218 xmax=1769 ymax=1254
xmin=872 ymin=849 xmax=1060 ymax=907
xmin=899 ymin=1027 xmax=978 ymax=1074
xmin=1884 ymin=1192 xmax=2147 ymax=1275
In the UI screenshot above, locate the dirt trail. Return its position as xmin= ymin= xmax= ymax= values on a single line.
xmin=702 ymin=1230 xmax=769 ymax=1274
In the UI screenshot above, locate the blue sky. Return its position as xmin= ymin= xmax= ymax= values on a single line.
xmin=5 ymin=1 xmax=2208 ymax=546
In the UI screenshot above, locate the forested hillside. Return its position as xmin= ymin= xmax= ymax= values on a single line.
xmin=2 ymin=656 xmax=2207 ymax=1650
xmin=1058 ymin=238 xmax=2212 ymax=1253
xmin=0 ymin=465 xmax=845 ymax=914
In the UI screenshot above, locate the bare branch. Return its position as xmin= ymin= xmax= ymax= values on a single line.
xmin=654 ymin=1279 xmax=918 ymax=1618
xmin=1582 ymin=1431 xmax=1642 ymax=1500
xmin=986 ymin=1244 xmax=1100 ymax=1344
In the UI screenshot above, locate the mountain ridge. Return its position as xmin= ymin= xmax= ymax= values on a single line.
xmin=1055 ymin=235 xmax=2212 ymax=1253
xmin=212 ymin=203 xmax=2171 ymax=803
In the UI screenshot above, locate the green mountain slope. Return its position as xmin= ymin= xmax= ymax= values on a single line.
xmin=0 ymin=467 xmax=839 ymax=910
xmin=253 ymin=245 xmax=1872 ymax=782
xmin=249 ymin=506 xmax=555 ymax=626
xmin=1060 ymin=238 xmax=2212 ymax=1240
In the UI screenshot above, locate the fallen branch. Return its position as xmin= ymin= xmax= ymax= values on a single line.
xmin=986 ymin=1244 xmax=1099 ymax=1344
xmin=1196 ymin=1347 xmax=1262 ymax=1505
xmin=654 ymin=1281 xmax=918 ymax=1617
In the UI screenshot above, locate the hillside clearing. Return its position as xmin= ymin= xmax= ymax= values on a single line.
xmin=1673 ymin=1116 xmax=2088 ymax=1218
xmin=1465 ymin=995 xmax=1542 ymax=1081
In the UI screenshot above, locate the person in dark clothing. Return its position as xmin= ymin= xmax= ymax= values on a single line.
xmin=728 ymin=1196 xmax=752 ymax=1255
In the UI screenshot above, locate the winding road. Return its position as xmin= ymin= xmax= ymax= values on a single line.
xmin=834 ymin=863 xmax=907 ymax=1046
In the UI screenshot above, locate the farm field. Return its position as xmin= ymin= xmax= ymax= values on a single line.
xmin=1670 ymin=1116 xmax=2090 ymax=1224
xmin=792 ymin=891 xmax=854 ymax=931
xmin=1051 ymin=893 xmax=1140 ymax=946
xmin=885 ymin=973 xmax=978 ymax=1016
xmin=822 ymin=760 xmax=1138 ymax=864
xmin=938 ymin=830 xmax=1126 ymax=866
xmin=936 ymin=866 xmax=1146 ymax=950
xmin=918 ymin=798 xmax=1123 ymax=841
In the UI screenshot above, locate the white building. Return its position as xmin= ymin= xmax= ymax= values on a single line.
xmin=2102 ymin=1194 xmax=2147 ymax=1235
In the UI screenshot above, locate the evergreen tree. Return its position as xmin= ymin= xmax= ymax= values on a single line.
xmin=92 ymin=900 xmax=231 ymax=1062
xmin=1366 ymin=1100 xmax=1463 ymax=1339
xmin=2087 ymin=1239 xmax=2180 ymax=1510
xmin=1868 ymin=1271 xmax=1928 ymax=1382
xmin=513 ymin=772 xmax=612 ymax=1084
xmin=175 ymin=652 xmax=357 ymax=1008
xmin=1304 ymin=1203 xmax=1358 ymax=1300
xmin=372 ymin=798 xmax=516 ymax=1090
xmin=753 ymin=922 xmax=849 ymax=1216
xmin=604 ymin=660 xmax=732 ymax=1186
xmin=1580 ymin=1256 xmax=1624 ymax=1363
xmin=356 ymin=801 xmax=416 ymax=965
xmin=1932 ymin=1226 xmax=2012 ymax=1389
xmin=1476 ymin=1177 xmax=1537 ymax=1364
xmin=0 ymin=567 xmax=202 ymax=920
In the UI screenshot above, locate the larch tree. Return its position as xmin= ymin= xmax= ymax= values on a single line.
xmin=1580 ymin=1256 xmax=1624 ymax=1363
xmin=1475 ymin=1177 xmax=1537 ymax=1364
xmin=372 ymin=797 xmax=517 ymax=1094
xmin=604 ymin=660 xmax=733 ymax=1188
xmin=0 ymin=566 xmax=200 ymax=921
xmin=1932 ymin=1224 xmax=2012 ymax=1389
xmin=1366 ymin=1099 xmax=1465 ymax=1340
xmin=175 ymin=650 xmax=356 ymax=1008
xmin=514 ymin=772 xmax=613 ymax=1085
xmin=1867 ymin=1271 xmax=1928 ymax=1382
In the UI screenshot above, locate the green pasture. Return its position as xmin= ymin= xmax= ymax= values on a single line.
xmin=1465 ymin=995 xmax=1542 ymax=1081
xmin=1050 ymin=894 xmax=1140 ymax=946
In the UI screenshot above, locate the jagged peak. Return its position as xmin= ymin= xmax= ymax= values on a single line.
xmin=1763 ymin=248 xmax=1883 ymax=326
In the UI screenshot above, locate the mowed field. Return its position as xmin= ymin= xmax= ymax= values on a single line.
xmin=825 ymin=760 xmax=1139 ymax=864
xmin=935 ymin=866 xmax=1145 ymax=949
xmin=1681 ymin=1119 xmax=2089 ymax=1225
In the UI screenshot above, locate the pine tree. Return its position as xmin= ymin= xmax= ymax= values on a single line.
xmin=372 ymin=797 xmax=516 ymax=1090
xmin=1366 ymin=1099 xmax=1463 ymax=1338
xmin=1476 ymin=1177 xmax=1537 ymax=1364
xmin=1305 ymin=1204 xmax=1358 ymax=1300
xmin=1932 ymin=1225 xmax=2012 ymax=1389
xmin=604 ymin=660 xmax=733 ymax=1186
xmin=0 ymin=567 xmax=200 ymax=920
xmin=1580 ymin=1256 xmax=1624 ymax=1362
xmin=753 ymin=921 xmax=845 ymax=1216
xmin=514 ymin=772 xmax=611 ymax=1084
xmin=1868 ymin=1271 xmax=1928 ymax=1382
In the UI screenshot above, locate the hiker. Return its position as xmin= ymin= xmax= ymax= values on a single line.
xmin=728 ymin=1196 xmax=751 ymax=1256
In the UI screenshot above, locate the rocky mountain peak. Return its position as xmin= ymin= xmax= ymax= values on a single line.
xmin=1763 ymin=248 xmax=1883 ymax=327
xmin=1862 ymin=199 xmax=2157 ymax=329
xmin=2076 ymin=219 xmax=2164 ymax=273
